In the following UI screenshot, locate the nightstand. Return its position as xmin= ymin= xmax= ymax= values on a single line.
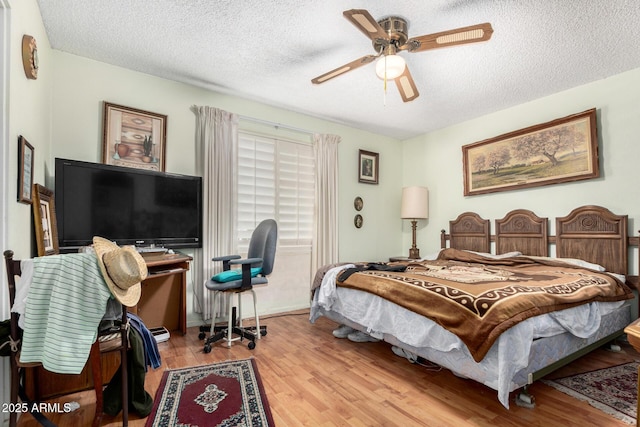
xmin=625 ymin=275 xmax=640 ymax=320
xmin=623 ymin=318 xmax=640 ymax=427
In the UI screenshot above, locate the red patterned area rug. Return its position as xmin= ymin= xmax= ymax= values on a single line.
xmin=541 ymin=362 xmax=638 ymax=425
xmin=145 ymin=358 xmax=274 ymax=427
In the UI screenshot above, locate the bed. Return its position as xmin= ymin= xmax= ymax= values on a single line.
xmin=310 ymin=205 xmax=637 ymax=409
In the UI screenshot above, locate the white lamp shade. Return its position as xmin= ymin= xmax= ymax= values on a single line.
xmin=401 ymin=186 xmax=429 ymax=219
xmin=375 ymin=55 xmax=406 ymax=80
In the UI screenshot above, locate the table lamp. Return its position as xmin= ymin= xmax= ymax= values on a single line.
xmin=401 ymin=186 xmax=429 ymax=259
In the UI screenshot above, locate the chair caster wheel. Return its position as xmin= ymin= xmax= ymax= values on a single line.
xmin=198 ymin=332 xmax=206 ymax=340
xmin=248 ymin=341 xmax=256 ymax=350
xmin=203 ymin=344 xmax=212 ymax=353
xmin=261 ymin=330 xmax=267 ymax=336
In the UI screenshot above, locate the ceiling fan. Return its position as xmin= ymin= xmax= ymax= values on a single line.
xmin=311 ymin=9 xmax=493 ymax=102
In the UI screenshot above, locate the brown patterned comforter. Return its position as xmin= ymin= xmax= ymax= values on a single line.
xmin=336 ymin=248 xmax=633 ymax=362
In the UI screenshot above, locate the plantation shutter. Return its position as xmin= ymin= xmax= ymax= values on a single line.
xmin=237 ymin=132 xmax=314 ymax=250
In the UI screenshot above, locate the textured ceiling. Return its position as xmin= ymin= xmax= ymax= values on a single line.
xmin=36 ymin=0 xmax=640 ymax=140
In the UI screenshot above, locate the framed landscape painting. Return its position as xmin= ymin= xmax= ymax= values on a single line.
xmin=462 ymin=109 xmax=599 ymax=196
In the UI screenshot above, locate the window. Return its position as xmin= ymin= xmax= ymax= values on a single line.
xmin=237 ymin=132 xmax=314 ymax=250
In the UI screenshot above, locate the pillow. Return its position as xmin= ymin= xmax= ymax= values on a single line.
xmin=212 ymin=267 xmax=262 ymax=283
xmin=556 ymin=257 xmax=606 ymax=272
xmin=468 ymin=250 xmax=522 ymax=259
xmin=528 ymin=255 xmax=606 ymax=272
xmin=421 ymin=251 xmax=441 ymax=261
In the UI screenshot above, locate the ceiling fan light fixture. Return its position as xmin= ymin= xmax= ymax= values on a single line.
xmin=375 ymin=54 xmax=406 ymax=80
xmin=312 ymin=9 xmax=493 ymax=103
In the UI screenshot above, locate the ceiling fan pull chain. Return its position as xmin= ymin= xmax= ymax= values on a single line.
xmin=383 ymin=75 xmax=388 ymax=106
xmin=383 ymin=55 xmax=388 ymax=106
xmin=383 ymin=55 xmax=388 ymax=90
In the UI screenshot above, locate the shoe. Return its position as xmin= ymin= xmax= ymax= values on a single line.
xmin=332 ymin=324 xmax=356 ymax=338
xmin=347 ymin=331 xmax=381 ymax=343
xmin=391 ymin=345 xmax=418 ymax=363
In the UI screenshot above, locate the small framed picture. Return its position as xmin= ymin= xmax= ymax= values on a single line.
xmin=32 ymin=184 xmax=59 ymax=256
xmin=18 ymin=136 xmax=34 ymax=204
xmin=358 ymin=149 xmax=379 ymax=184
xmin=102 ymin=101 xmax=167 ymax=171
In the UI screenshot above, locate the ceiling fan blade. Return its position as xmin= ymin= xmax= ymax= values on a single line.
xmin=395 ymin=66 xmax=419 ymax=102
xmin=311 ymin=54 xmax=378 ymax=84
xmin=404 ymin=23 xmax=493 ymax=53
xmin=343 ymin=9 xmax=389 ymax=43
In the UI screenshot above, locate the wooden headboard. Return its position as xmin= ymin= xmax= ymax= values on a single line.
xmin=442 ymin=212 xmax=490 ymax=254
xmin=495 ymin=209 xmax=548 ymax=257
xmin=441 ymin=205 xmax=635 ymax=277
xmin=556 ymin=206 xmax=628 ymax=275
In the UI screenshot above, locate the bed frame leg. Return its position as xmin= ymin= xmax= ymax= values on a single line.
xmin=515 ymin=386 xmax=536 ymax=409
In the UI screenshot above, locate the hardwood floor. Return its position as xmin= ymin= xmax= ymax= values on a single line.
xmin=15 ymin=309 xmax=640 ymax=426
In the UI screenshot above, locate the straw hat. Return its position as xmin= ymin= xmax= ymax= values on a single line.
xmin=93 ymin=236 xmax=148 ymax=307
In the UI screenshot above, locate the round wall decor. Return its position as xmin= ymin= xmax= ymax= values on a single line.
xmin=354 ymin=196 xmax=363 ymax=211
xmin=354 ymin=214 xmax=363 ymax=228
xmin=22 ymin=35 xmax=39 ymax=80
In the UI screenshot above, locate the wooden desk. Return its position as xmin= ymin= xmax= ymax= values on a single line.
xmin=623 ymin=319 xmax=640 ymax=427
xmin=133 ymin=252 xmax=192 ymax=335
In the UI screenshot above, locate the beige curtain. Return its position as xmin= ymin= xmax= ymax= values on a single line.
xmin=311 ymin=133 xmax=341 ymax=279
xmin=194 ymin=106 xmax=239 ymax=320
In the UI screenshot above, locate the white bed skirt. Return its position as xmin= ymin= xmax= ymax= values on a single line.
xmin=310 ymin=283 xmax=630 ymax=409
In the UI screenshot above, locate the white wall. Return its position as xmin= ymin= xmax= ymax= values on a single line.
xmin=3 ymin=1 xmax=54 ymax=423
xmin=50 ymin=51 xmax=404 ymax=262
xmin=49 ymin=51 xmax=404 ymax=326
xmin=6 ymin=0 xmax=53 ymax=259
xmin=402 ymin=68 xmax=640 ymax=274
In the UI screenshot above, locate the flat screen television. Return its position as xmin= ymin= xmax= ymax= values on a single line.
xmin=55 ymin=158 xmax=203 ymax=251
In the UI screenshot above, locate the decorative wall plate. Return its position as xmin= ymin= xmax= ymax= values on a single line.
xmin=354 ymin=196 xmax=363 ymax=211
xmin=354 ymin=214 xmax=363 ymax=228
xmin=22 ymin=35 xmax=38 ymax=79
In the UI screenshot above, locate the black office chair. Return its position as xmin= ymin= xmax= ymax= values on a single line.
xmin=199 ymin=219 xmax=277 ymax=352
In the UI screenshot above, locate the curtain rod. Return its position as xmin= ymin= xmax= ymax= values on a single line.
xmin=239 ymin=115 xmax=314 ymax=136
